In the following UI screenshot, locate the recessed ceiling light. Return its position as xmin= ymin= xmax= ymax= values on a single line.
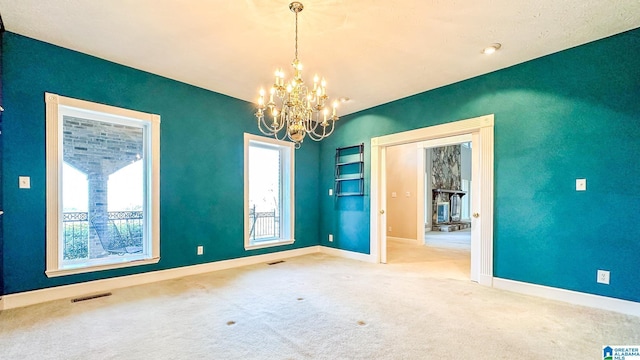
xmin=338 ymin=97 xmax=351 ymax=103
xmin=482 ymin=43 xmax=502 ymax=55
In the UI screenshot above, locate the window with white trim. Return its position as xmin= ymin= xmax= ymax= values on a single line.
xmin=244 ymin=133 xmax=295 ymax=250
xmin=45 ymin=93 xmax=160 ymax=277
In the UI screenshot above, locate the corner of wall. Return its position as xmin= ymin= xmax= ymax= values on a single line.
xmin=0 ymin=27 xmax=5 ymax=297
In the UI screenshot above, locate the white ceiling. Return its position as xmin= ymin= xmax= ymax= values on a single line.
xmin=1 ymin=0 xmax=639 ymax=115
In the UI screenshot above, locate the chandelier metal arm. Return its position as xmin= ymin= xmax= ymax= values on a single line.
xmin=306 ymin=120 xmax=337 ymax=141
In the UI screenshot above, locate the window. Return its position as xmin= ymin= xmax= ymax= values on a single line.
xmin=461 ymin=179 xmax=471 ymax=220
xmin=45 ymin=93 xmax=160 ymax=277
xmin=244 ymin=133 xmax=294 ymax=250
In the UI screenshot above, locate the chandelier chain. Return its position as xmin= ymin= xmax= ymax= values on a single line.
xmin=295 ymin=9 xmax=298 ymax=60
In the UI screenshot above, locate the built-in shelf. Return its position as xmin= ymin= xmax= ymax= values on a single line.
xmin=335 ymin=174 xmax=364 ymax=181
xmin=335 ymin=143 xmax=364 ymax=197
xmin=336 ymin=160 xmax=362 ymax=166
xmin=337 ymin=192 xmax=363 ymax=197
xmin=432 ymin=188 xmax=467 ymax=198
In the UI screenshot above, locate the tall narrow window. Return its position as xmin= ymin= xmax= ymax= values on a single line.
xmin=45 ymin=93 xmax=160 ymax=276
xmin=244 ymin=134 xmax=294 ymax=250
xmin=461 ymin=179 xmax=471 ymax=220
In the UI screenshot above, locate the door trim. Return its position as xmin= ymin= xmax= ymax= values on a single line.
xmin=370 ymin=114 xmax=494 ymax=285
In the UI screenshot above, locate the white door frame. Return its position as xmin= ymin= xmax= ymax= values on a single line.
xmin=370 ymin=114 xmax=494 ymax=285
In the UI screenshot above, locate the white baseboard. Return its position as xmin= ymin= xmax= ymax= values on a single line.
xmin=478 ymin=273 xmax=493 ymax=287
xmin=387 ymin=236 xmax=419 ymax=244
xmin=0 ymin=246 xmax=320 ymax=311
xmin=319 ymin=246 xmax=374 ymax=263
xmin=493 ymin=277 xmax=640 ymax=317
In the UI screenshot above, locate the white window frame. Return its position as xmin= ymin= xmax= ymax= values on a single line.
xmin=45 ymin=93 xmax=160 ymax=277
xmin=244 ymin=133 xmax=295 ymax=250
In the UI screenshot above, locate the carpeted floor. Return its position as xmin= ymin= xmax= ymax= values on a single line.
xmin=424 ymin=228 xmax=471 ymax=250
xmin=0 ymin=246 xmax=638 ymax=359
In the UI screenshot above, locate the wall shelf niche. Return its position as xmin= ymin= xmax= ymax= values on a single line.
xmin=335 ymin=143 xmax=364 ymax=197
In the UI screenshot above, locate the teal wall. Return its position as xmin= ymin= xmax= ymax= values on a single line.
xmin=0 ymin=30 xmax=5 ymax=295
xmin=3 ymin=27 xmax=640 ymax=304
xmin=319 ymin=28 xmax=640 ymax=302
xmin=1 ymin=32 xmax=320 ymax=294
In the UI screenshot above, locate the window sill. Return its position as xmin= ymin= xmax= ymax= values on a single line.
xmin=45 ymin=257 xmax=160 ymax=278
xmin=245 ymin=239 xmax=295 ymax=251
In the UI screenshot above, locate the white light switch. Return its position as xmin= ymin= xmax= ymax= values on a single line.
xmin=19 ymin=176 xmax=31 ymax=189
xmin=329 ymin=189 xmax=333 ymax=196
xmin=405 ymin=191 xmax=411 ymax=197
xmin=576 ymin=178 xmax=586 ymax=191
xmin=391 ymin=192 xmax=397 ymax=198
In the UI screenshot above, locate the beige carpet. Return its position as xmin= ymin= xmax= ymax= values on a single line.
xmin=0 ymin=248 xmax=638 ymax=359
xmin=387 ymin=237 xmax=471 ymax=281
xmin=424 ymin=229 xmax=471 ymax=251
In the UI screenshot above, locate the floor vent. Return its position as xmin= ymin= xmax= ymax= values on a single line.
xmin=71 ymin=292 xmax=112 ymax=303
xmin=267 ymin=260 xmax=285 ymax=265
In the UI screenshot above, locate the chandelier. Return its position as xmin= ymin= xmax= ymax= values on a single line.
xmin=254 ymin=1 xmax=339 ymax=148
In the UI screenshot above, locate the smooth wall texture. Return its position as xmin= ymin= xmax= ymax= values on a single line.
xmin=1 ymin=32 xmax=320 ymax=294
xmin=320 ymin=28 xmax=640 ymax=302
xmin=386 ymin=143 xmax=417 ymax=240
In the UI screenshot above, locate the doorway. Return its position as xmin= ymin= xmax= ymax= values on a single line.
xmin=370 ymin=115 xmax=494 ymax=285
xmin=384 ymin=137 xmax=472 ymax=279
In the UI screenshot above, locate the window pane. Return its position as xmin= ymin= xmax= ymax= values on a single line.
xmin=62 ymin=163 xmax=88 ymax=260
xmin=243 ymin=133 xmax=293 ymax=250
xmin=461 ymin=179 xmax=470 ymax=220
xmin=248 ymin=144 xmax=281 ymax=241
xmin=62 ymin=116 xmax=145 ymax=262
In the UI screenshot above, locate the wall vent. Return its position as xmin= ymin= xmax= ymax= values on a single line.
xmin=71 ymin=292 xmax=112 ymax=303
xmin=267 ymin=260 xmax=285 ymax=265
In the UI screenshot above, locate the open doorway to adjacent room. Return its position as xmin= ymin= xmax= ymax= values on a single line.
xmin=384 ymin=138 xmax=472 ymax=280
xmin=370 ymin=115 xmax=494 ymax=285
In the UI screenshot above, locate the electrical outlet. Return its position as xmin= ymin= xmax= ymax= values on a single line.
xmin=405 ymin=191 xmax=411 ymax=197
xmin=19 ymin=176 xmax=31 ymax=189
xmin=597 ymin=269 xmax=610 ymax=284
xmin=328 ymin=234 xmax=333 ymax=242
xmin=197 ymin=246 xmax=204 ymax=255
xmin=576 ymin=178 xmax=586 ymax=191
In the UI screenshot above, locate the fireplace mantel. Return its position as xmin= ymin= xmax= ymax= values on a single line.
xmin=432 ymin=189 xmax=466 ymax=198
xmin=432 ymin=189 xmax=469 ymax=230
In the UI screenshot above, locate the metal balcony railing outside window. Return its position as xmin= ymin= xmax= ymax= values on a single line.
xmin=248 ymin=205 xmax=279 ymax=241
xmin=63 ymin=211 xmax=143 ymax=259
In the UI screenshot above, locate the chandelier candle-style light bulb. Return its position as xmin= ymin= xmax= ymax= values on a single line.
xmin=254 ymin=1 xmax=340 ymax=148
